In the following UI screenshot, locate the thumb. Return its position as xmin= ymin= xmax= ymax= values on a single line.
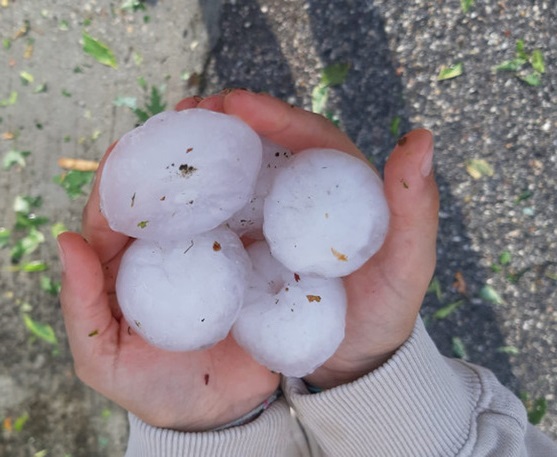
xmin=380 ymin=129 xmax=439 ymax=300
xmin=58 ymin=231 xmax=118 ymax=377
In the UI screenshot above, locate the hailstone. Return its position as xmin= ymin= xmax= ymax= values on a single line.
xmin=263 ymin=148 xmax=389 ymax=278
xmin=99 ymin=109 xmax=262 ymax=240
xmin=226 ymin=138 xmax=292 ymax=239
xmin=116 ymin=226 xmax=250 ymax=351
xmin=232 ymin=241 xmax=347 ymax=377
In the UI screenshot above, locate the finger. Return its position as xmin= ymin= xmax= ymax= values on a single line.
xmin=378 ymin=129 xmax=439 ymax=299
xmin=223 ymin=90 xmax=362 ymax=157
xmin=175 ymin=95 xmax=203 ymax=111
xmin=82 ymin=142 xmax=130 ymax=264
xmin=58 ymin=232 xmax=119 ymax=378
xmin=196 ymin=93 xmax=226 ymax=112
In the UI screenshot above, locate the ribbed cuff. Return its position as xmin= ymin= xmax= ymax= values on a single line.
xmin=283 ymin=318 xmax=489 ymax=457
xmin=125 ymin=397 xmax=292 ymax=457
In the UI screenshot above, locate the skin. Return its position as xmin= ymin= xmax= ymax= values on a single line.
xmin=57 ymin=89 xmax=439 ymax=431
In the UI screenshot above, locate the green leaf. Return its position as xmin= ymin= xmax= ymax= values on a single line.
xmin=13 ymin=195 xmax=42 ymax=215
xmin=145 ymin=86 xmax=166 ymax=116
xmin=34 ymin=83 xmax=48 ymax=94
xmin=466 ymin=158 xmax=494 ymax=179
xmin=113 ymin=96 xmax=137 ymax=109
xmin=53 ymin=170 xmax=95 ymax=199
xmin=2 ymin=38 xmax=11 ymax=50
xmin=82 ymin=32 xmax=118 ymax=69
xmin=493 ymin=58 xmax=527 ymax=72
xmin=437 ymin=63 xmax=463 ymax=81
xmin=530 ymin=49 xmax=545 ymax=74
xmin=521 ymin=393 xmax=548 ymax=425
xmin=137 ymin=75 xmax=148 ymax=90
xmin=13 ymin=412 xmax=29 ymax=432
xmin=390 ymin=116 xmax=401 ymax=138
xmin=452 ymin=337 xmax=468 ymax=360
xmin=10 ymin=228 xmax=45 ymax=263
xmin=121 ymin=0 xmax=146 ymax=12
xmin=40 ymin=276 xmax=61 ymax=295
xmin=0 ymin=91 xmax=18 ymax=107
xmin=427 ymin=276 xmax=443 ymax=301
xmin=19 ymin=260 xmax=48 ymax=272
xmin=516 ymin=39 xmax=528 ymax=60
xmin=496 ymin=345 xmax=520 ymax=355
xmin=519 ymin=72 xmax=542 ymax=87
xmin=433 ymin=300 xmax=464 ymax=320
xmin=480 ymin=285 xmax=504 ymax=305
xmin=3 ymin=149 xmax=31 ymax=170
xmin=0 ymin=227 xmax=11 ymax=248
xmin=499 ymin=250 xmax=512 ymax=266
xmin=19 ymin=70 xmax=34 ymax=85
xmin=320 ymin=62 xmax=351 ymax=87
xmin=461 ymin=0 xmax=474 ymax=13
xmin=22 ymin=313 xmax=58 ymax=345
xmin=311 ymin=84 xmax=329 ymax=115
xmin=51 ymin=222 xmax=68 ymax=238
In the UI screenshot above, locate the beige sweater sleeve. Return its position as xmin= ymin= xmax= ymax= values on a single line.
xmin=283 ymin=318 xmax=557 ymax=456
xmin=125 ymin=318 xmax=556 ymax=456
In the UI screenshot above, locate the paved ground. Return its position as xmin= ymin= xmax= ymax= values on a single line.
xmin=1 ymin=0 xmax=556 ymax=455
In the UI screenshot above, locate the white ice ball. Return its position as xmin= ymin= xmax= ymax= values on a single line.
xmin=116 ymin=226 xmax=251 ymax=351
xmin=100 ymin=109 xmax=262 ymax=240
xmin=226 ymin=138 xmax=292 ymax=239
xmin=263 ymin=148 xmax=389 ymax=278
xmin=232 ymin=241 xmax=347 ymax=377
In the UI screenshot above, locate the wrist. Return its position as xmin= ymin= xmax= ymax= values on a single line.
xmin=303 ymin=350 xmax=395 ymax=390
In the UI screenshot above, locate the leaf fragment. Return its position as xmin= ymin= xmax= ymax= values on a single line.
xmin=53 ymin=170 xmax=95 ymax=199
xmin=466 ymin=158 xmax=494 ymax=179
xmin=331 ymin=247 xmax=348 ymax=261
xmin=433 ymin=300 xmax=464 ymax=320
xmin=437 ymin=63 xmax=463 ymax=81
xmin=22 ymin=313 xmax=58 ymax=345
xmin=306 ymin=295 xmax=322 ymax=303
xmin=480 ymin=285 xmax=504 ymax=305
xmin=82 ymin=32 xmax=118 ymax=69
xmin=452 ymin=336 xmax=468 ymax=360
xmin=3 ymin=149 xmax=30 ymax=170
xmin=461 ymin=0 xmax=475 ymax=13
xmin=530 ymin=49 xmax=545 ymax=74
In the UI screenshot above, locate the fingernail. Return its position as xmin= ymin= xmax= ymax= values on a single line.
xmin=57 ymin=236 xmax=66 ymax=273
xmin=420 ymin=133 xmax=434 ymax=177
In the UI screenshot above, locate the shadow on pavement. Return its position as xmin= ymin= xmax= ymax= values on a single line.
xmin=206 ymin=0 xmax=519 ymax=391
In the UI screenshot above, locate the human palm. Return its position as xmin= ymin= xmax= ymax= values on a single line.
xmin=59 ymin=139 xmax=279 ymax=432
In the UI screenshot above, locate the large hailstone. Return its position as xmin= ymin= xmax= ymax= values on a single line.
xmin=226 ymin=138 xmax=292 ymax=239
xmin=100 ymin=109 xmax=262 ymax=240
xmin=263 ymin=148 xmax=389 ymax=278
xmin=233 ymin=241 xmax=347 ymax=377
xmin=116 ymin=226 xmax=250 ymax=351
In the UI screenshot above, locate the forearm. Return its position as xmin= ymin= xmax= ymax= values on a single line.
xmin=284 ymin=318 xmax=556 ymax=457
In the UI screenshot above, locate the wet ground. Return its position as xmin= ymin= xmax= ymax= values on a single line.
xmin=1 ymin=0 xmax=555 ymax=455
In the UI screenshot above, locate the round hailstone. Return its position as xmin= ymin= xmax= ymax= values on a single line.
xmin=263 ymin=148 xmax=389 ymax=278
xmin=232 ymin=241 xmax=346 ymax=377
xmin=100 ymin=109 xmax=262 ymax=240
xmin=226 ymin=138 xmax=292 ymax=239
xmin=116 ymin=226 xmax=251 ymax=351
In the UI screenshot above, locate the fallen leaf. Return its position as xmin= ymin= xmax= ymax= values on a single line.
xmin=437 ymin=63 xmax=463 ymax=81
xmin=58 ymin=157 xmax=99 ymax=171
xmin=466 ymin=158 xmax=494 ymax=179
xmin=331 ymin=247 xmax=348 ymax=261
xmin=453 ymin=271 xmax=467 ymax=295
xmin=82 ymin=32 xmax=118 ymax=68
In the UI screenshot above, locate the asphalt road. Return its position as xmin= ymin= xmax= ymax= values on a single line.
xmin=1 ymin=0 xmax=555 ymax=455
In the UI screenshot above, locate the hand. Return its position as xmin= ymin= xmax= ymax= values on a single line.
xmin=57 ymin=95 xmax=279 ymax=432
xmin=214 ymin=89 xmax=439 ymax=389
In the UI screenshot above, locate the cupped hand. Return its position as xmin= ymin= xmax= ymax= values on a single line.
xmin=217 ymin=90 xmax=440 ymax=389
xmin=57 ymin=95 xmax=279 ymax=432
